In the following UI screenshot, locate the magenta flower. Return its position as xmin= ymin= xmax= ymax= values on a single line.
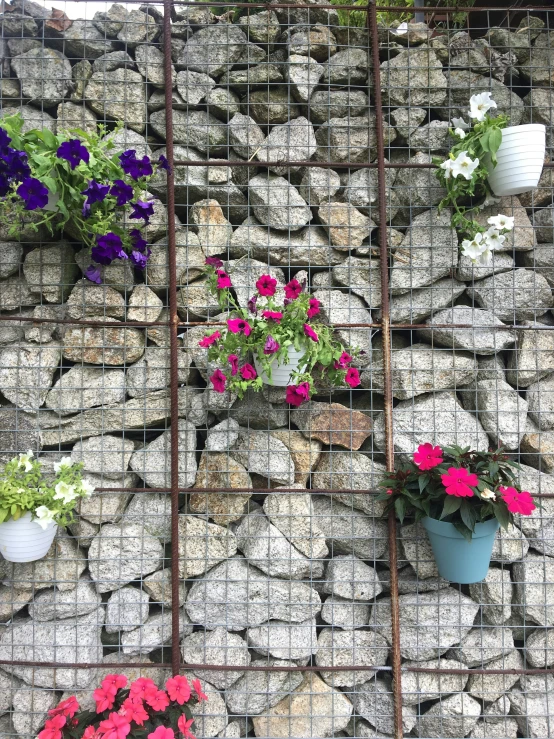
xmin=304 ymin=324 xmax=319 ymax=342
xmin=228 ymin=354 xmax=239 ymax=375
xmin=247 ymin=294 xmax=258 ymax=315
xmin=198 ymin=331 xmax=221 ymax=348
xmin=240 ymin=363 xmax=257 ymax=380
xmin=334 ymin=351 xmax=352 ymax=369
xmin=262 ymin=310 xmax=282 ymax=323
xmin=307 ymin=298 xmax=320 ymax=318
xmin=413 ymin=443 xmax=443 ymax=471
xmin=210 ymin=369 xmax=227 ymax=393
xmin=57 ymin=139 xmax=89 ymax=169
xmin=499 ymin=486 xmax=536 ymax=515
xmin=345 ymin=367 xmax=360 ymax=388
xmin=263 ymin=335 xmax=280 ymax=355
xmin=284 ymin=279 xmax=302 ymax=300
xmin=205 ymin=256 xmax=223 ymax=268
xmin=227 ymin=318 xmax=251 ymax=336
xmin=441 ymin=467 xmax=479 ymax=498
xmin=256 ymin=274 xmax=277 ymax=297
xmin=216 ymin=270 xmax=232 ymax=289
xmin=285 ymin=382 xmax=311 ymax=406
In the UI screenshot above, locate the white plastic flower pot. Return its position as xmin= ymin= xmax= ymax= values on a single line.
xmin=0 ymin=512 xmax=57 ymax=562
xmin=254 ymin=347 xmax=306 ymax=387
xmin=487 ymin=124 xmax=546 ymax=196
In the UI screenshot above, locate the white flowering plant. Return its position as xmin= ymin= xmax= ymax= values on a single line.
xmin=434 ymin=92 xmax=514 ymax=265
xmin=0 ymin=452 xmax=94 ymax=529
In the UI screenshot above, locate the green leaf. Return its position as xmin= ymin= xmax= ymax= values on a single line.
xmin=41 ymin=129 xmax=58 ymax=149
xmin=453 ymin=521 xmax=473 ymax=543
xmin=42 ymin=177 xmax=57 ymax=194
xmin=394 ymin=496 xmax=406 ymax=523
xmin=489 ymin=127 xmax=503 ymax=155
xmin=495 ymin=502 xmax=511 ymax=531
xmin=440 ymin=495 xmax=462 ymax=519
xmin=418 ymin=473 xmax=431 ymax=493
xmin=460 ymin=500 xmax=477 ymax=532
xmin=479 ymin=130 xmax=490 ymax=153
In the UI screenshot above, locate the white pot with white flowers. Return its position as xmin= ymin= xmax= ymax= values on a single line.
xmin=435 ymin=92 xmax=545 ymax=266
xmin=0 ymin=452 xmax=94 ymax=562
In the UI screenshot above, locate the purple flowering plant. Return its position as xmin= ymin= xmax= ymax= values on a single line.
xmin=0 ymin=114 xmax=170 ymax=281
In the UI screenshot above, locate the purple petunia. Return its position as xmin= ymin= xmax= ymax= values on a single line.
xmin=84 ymin=264 xmax=103 ymax=284
xmin=110 ymin=179 xmax=134 ymax=206
xmin=0 ymin=128 xmax=12 ymax=151
xmin=263 ymin=335 xmax=280 ymax=355
xmin=91 ymin=232 xmax=127 ymax=265
xmin=130 ymin=200 xmax=155 ymax=224
xmin=130 ymin=249 xmax=150 ymax=270
xmin=16 ymin=177 xmax=49 ymax=210
xmin=119 ymin=150 xmax=153 ymax=180
xmin=1 ymin=148 xmax=30 ymax=182
xmin=157 ymin=154 xmax=170 ymax=172
xmin=57 ymin=139 xmax=90 ymax=169
xmin=247 ymin=294 xmax=258 ymax=316
xmin=81 ymin=180 xmax=110 ymax=217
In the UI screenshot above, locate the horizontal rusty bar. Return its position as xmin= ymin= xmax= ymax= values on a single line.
xmin=174 ymin=159 xmax=554 ymax=170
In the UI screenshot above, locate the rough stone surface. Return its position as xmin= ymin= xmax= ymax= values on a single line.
xmin=419 ymin=306 xmax=516 ymax=354
xmin=248 ymin=173 xmax=312 ymax=232
xmin=178 ymin=515 xmax=238 ymax=578
xmin=129 ymin=419 xmax=197 ymax=489
xmin=247 ymin=618 xmax=318 ymax=661
xmin=316 ymin=628 xmax=389 ymax=687
xmin=0 ymin=342 xmax=61 ymax=412
xmin=467 ymin=269 xmax=553 ymax=322
xmin=12 ymin=47 xmax=72 ymax=106
xmin=181 ymin=626 xmax=250 ymax=689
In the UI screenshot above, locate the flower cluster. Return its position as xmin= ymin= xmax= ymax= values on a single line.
xmin=0 ymin=114 xmax=170 ymax=283
xmin=0 ymin=451 xmax=94 ymax=529
xmin=38 ymin=674 xmax=206 ymax=739
xmin=199 ymin=260 xmax=361 ymax=405
xmin=435 ymin=93 xmax=511 ymax=266
xmin=379 ymin=443 xmax=536 ymax=540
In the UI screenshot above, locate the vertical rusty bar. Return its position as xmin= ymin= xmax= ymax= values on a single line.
xmin=162 ymin=0 xmax=182 ymax=678
xmin=367 ymin=3 xmax=403 ymax=737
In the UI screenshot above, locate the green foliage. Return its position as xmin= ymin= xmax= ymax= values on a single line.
xmin=0 ymin=452 xmax=93 ymax=528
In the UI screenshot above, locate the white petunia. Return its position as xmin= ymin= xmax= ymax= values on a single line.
xmin=393 ymin=21 xmax=408 ymax=35
xmin=477 ymin=244 xmax=493 ymax=267
xmin=487 ymin=213 xmax=514 ymax=231
xmin=53 ymin=456 xmax=73 ymax=473
xmin=451 ymin=150 xmax=480 ymax=180
xmin=53 ymin=481 xmax=78 ymax=504
xmin=460 ymin=232 xmax=487 ymax=262
xmin=469 ymin=92 xmax=497 ymax=122
xmin=34 ymin=506 xmax=56 ymax=530
xmin=481 ymin=488 xmax=497 ymax=501
xmin=451 ymin=116 xmax=470 ymax=131
xmin=80 ymin=479 xmax=95 ymax=498
xmin=485 ymin=227 xmax=506 ymax=251
xmin=440 ymin=159 xmax=454 ymax=179
xmin=454 ymin=128 xmax=467 ymax=139
xmin=18 ymin=450 xmax=34 ymax=472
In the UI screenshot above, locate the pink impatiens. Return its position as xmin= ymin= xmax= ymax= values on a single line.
xmin=499 ymin=486 xmax=536 ymax=515
xmin=441 ymin=467 xmax=479 ymax=497
xmin=413 ymin=443 xmax=444 ymax=471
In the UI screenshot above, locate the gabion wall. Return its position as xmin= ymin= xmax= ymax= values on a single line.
xmin=0 ymin=0 xmax=553 ymax=737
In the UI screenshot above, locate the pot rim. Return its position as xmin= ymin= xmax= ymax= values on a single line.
xmin=500 ymin=123 xmax=546 ymax=136
xmin=422 ymin=515 xmax=499 ymax=539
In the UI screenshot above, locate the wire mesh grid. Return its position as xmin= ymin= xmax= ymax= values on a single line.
xmin=0 ymin=0 xmax=553 ymax=737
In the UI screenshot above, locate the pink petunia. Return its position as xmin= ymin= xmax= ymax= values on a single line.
xmin=49 ymin=696 xmax=79 ymax=719
xmin=192 ymin=678 xmax=208 ymax=703
xmin=129 ymin=678 xmax=157 ymax=702
xmin=216 ymin=270 xmax=232 ymax=289
xmin=345 ymin=367 xmax=360 ymax=388
xmin=441 ymin=467 xmax=479 ymax=498
xmin=413 ymin=443 xmax=444 ymax=471
xmin=93 ymin=687 xmax=115 ymax=713
xmin=38 ymin=715 xmax=66 ymax=739
xmin=145 ymin=689 xmax=169 ymax=712
xmin=148 ymin=729 xmax=174 ymax=739
xmin=121 ymin=698 xmax=149 ymax=726
xmin=101 ymin=675 xmax=128 ymax=695
xmin=256 ymin=274 xmax=277 ymax=297
xmin=228 ymin=354 xmax=239 ymax=376
xmin=210 ymin=369 xmax=227 ymax=393
xmin=97 ymin=713 xmax=131 ymax=739
xmin=303 ymin=324 xmax=319 ymax=342
xmin=285 ymin=382 xmax=311 ymax=406
xmin=284 ymin=279 xmax=302 ymax=300
xmin=166 ymin=675 xmax=191 ymax=705
xmin=178 ymin=716 xmax=196 ymax=739
xmin=227 ymin=318 xmax=252 ymax=336
xmin=262 ymin=310 xmax=283 ymax=323
xmin=499 ymin=486 xmax=536 ymax=515
xmin=198 ymin=331 xmax=221 ymax=348
xmin=307 ymin=298 xmax=320 ymax=318
xmin=263 ymin=335 xmax=280 ymax=355
xmin=334 ymin=351 xmax=352 ymax=369
xmin=205 ymin=256 xmax=223 ymax=268
xmin=240 ymin=363 xmax=257 ymax=380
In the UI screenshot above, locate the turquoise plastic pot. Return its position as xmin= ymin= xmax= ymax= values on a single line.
xmin=422 ymin=516 xmax=500 ymax=584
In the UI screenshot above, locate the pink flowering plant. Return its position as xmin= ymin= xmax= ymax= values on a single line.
xmin=0 ymin=114 xmax=170 ymax=283
xmin=200 ymin=259 xmax=361 ymax=405
xmin=38 ymin=674 xmax=207 ymax=739
xmin=378 ymin=444 xmax=537 ymax=540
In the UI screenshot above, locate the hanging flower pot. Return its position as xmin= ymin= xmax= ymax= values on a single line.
xmin=254 ymin=346 xmax=306 ymax=387
xmin=0 ymin=511 xmax=58 ymax=563
xmin=421 ymin=515 xmax=499 ymax=584
xmin=486 ymin=124 xmax=546 ymax=196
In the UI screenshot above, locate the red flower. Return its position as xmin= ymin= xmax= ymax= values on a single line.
xmin=228 ymin=354 xmax=239 ymax=376
xmin=192 ymin=678 xmax=208 ymax=702
xmin=39 ymin=715 xmax=66 ymax=739
xmin=441 ymin=467 xmax=479 ymax=498
xmin=121 ymin=698 xmax=149 ymax=726
xmin=49 ymin=696 xmax=79 ymax=719
xmin=93 ymin=686 xmax=115 ymax=713
xmin=256 ymin=274 xmax=277 ymax=297
xmin=82 ymin=728 xmax=101 ymax=739
xmin=148 ymin=729 xmax=174 ymax=739
xmin=210 ymin=369 xmax=226 ymax=393
xmin=205 ymin=257 xmax=223 ymax=268
xmin=198 ymin=331 xmax=221 ymax=348
xmin=334 ymin=351 xmax=352 ymax=369
xmin=286 ymin=382 xmax=311 ymax=406
xmin=129 ymin=678 xmax=157 ymax=701
xmin=240 ymin=363 xmax=257 ymax=380
xmin=499 ymin=486 xmax=536 ymax=515
xmin=227 ymin=318 xmax=252 ymax=336
xmin=262 ymin=310 xmax=283 ymax=323
xmin=178 ymin=715 xmax=196 ymax=739
xmin=284 ymin=279 xmax=302 ymax=300
xmin=145 ymin=689 xmax=169 ymax=712
xmin=98 ymin=713 xmax=131 ymax=739
xmin=215 ymin=270 xmax=232 ymax=289
xmin=102 ymin=675 xmax=128 ymax=695
xmin=303 ymin=324 xmax=319 ymax=342
xmin=166 ymin=675 xmax=191 ymax=705
xmin=345 ymin=367 xmax=360 ymax=388
xmin=307 ymin=298 xmax=320 ymax=318
xmin=413 ymin=443 xmax=444 ymax=471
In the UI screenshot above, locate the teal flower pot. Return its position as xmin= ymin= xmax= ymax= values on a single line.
xmin=422 ymin=516 xmax=500 ymax=584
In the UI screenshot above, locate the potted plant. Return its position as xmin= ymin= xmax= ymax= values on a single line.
xmin=0 ymin=113 xmax=169 ymax=283
xmin=0 ymin=452 xmax=95 ymax=562
xmin=38 ymin=673 xmax=207 ymax=739
xmin=435 ymin=92 xmax=545 ymax=266
xmin=378 ymin=444 xmax=537 ymax=584
xmin=199 ymin=258 xmax=361 ymax=405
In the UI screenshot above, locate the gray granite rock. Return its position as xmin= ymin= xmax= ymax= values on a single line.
xmin=316 ymin=628 xmax=389 ymax=687
xmin=322 ymin=47 xmax=369 ymax=85
xmin=23 ymin=243 xmax=78 ymax=303
xmin=117 ymin=8 xmax=159 ymax=47
xmin=62 ymin=318 xmax=144 ymax=365
xmin=525 ymin=628 xmax=554 ymax=667
xmin=45 ymin=365 xmax=125 ymax=415
xmin=438 ymin=71 xmax=524 ymax=125
xmin=11 ymin=685 xmax=57 ymax=737
xmin=129 ymin=420 xmax=197 ymax=490
xmin=256 ymin=116 xmax=317 ymax=175
xmin=71 ymin=434 xmax=134 ymax=480
xmin=178 ymin=24 xmax=247 ymax=77
xmin=466 ymin=648 xmax=523 ymax=701
xmin=401 ymin=657 xmax=468 ymax=704
xmin=322 ymin=555 xmax=383 ymax=602
xmin=320 ymin=596 xmax=371 ymax=630
xmin=510 ymin=674 xmax=554 ymax=739
xmin=513 ymin=553 xmax=554 ymax=626
xmin=526 ymin=373 xmax=554 ymax=430
xmin=86 ymin=68 xmax=146 ymax=133
xmin=105 ymin=585 xmax=150 ymax=633
xmin=121 ymin=609 xmax=192 ymax=656
xmin=178 ymin=514 xmax=237 ymax=578
xmin=247 ymin=618 xmax=317 ymax=661
xmin=126 ymin=345 xmax=192 ymax=398
xmin=28 ymin=577 xmax=101 ymax=621
xmin=231 ymin=428 xmax=295 ymax=486
xmin=0 ymin=242 xmax=23 ymax=280
xmin=228 ymin=112 xmax=265 ymax=159
xmin=311 ymin=496 xmax=388 ymax=560
xmin=415 ymin=692 xmax=481 ymax=738
xmin=298 ymin=167 xmax=340 ymax=205
xmin=313 ymin=288 xmax=372 ymax=365
xmin=11 ymin=45 xmax=71 ymax=106
xmin=263 ymin=492 xmax=328 ymax=559
xmin=467 ymin=269 xmax=553 ymax=322
xmin=0 ymin=342 xmax=61 ymax=412
xmin=182 ymin=626 xmax=250 ymax=688
xmin=287 ymin=53 xmax=324 ymax=103
xmin=318 ymin=202 xmax=375 ymax=250
xmin=382 ymin=46 xmax=447 ymax=107
xmin=315 ymin=114 xmax=395 ymax=164
xmin=469 ymin=567 xmax=513 ymax=625
xmin=352 ymin=677 xmax=417 ymax=736
xmin=459 ymin=378 xmax=528 ymax=450
xmin=225 ymin=657 xmax=304 ymax=715
xmin=419 ymin=306 xmax=516 ymax=354
xmin=248 ymin=173 xmax=312 ymax=231
xmin=506 ymin=324 xmax=554 ymax=388
xmin=456 ymin=250 xmax=514 ymax=282
xmin=310 ymin=89 xmax=370 ymax=124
